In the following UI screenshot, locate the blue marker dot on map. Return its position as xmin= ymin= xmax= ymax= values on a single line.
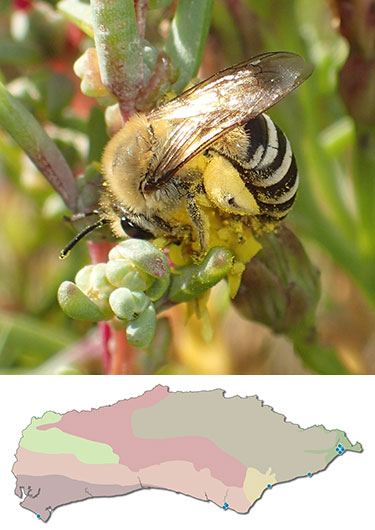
xmin=336 ymin=448 xmax=339 ymax=452
xmin=267 ymin=484 xmax=271 ymax=489
xmin=37 ymin=514 xmax=41 ymax=519
xmin=307 ymin=472 xmax=312 ymax=477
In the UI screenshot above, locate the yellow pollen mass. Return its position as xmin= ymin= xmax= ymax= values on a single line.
xmin=203 ymin=156 xmax=259 ymax=216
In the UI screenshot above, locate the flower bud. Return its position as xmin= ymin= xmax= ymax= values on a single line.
xmin=74 ymin=48 xmax=115 ymax=103
xmin=105 ymin=103 xmax=123 ymax=136
xmin=233 ymin=226 xmax=320 ymax=338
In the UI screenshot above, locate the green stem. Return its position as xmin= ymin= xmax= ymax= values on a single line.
xmin=352 ymin=125 xmax=375 ymax=259
xmin=296 ymin=85 xmax=356 ymax=241
xmin=293 ymin=169 xmax=374 ymax=302
xmin=292 ymin=337 xmax=349 ymax=374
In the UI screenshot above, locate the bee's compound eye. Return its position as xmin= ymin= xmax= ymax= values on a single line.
xmin=120 ymin=217 xmax=154 ymax=240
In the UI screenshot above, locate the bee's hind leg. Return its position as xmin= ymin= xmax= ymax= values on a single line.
xmin=185 ymin=191 xmax=210 ymax=251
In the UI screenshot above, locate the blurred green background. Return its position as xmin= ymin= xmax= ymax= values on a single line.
xmin=0 ymin=0 xmax=373 ymax=374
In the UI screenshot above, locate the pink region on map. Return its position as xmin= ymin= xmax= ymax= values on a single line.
xmin=37 ymin=385 xmax=246 ymax=487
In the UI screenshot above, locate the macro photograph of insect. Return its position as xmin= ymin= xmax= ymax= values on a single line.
xmin=0 ymin=0 xmax=373 ymax=374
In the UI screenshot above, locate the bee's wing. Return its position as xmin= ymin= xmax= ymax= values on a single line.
xmin=145 ymin=52 xmax=312 ymax=190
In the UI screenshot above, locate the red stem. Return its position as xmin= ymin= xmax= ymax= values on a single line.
xmin=87 ymin=241 xmax=114 ymax=264
xmin=88 ymin=0 xmax=149 ymax=369
xmin=110 ymin=329 xmax=136 ymax=374
xmin=98 ymin=321 xmax=111 ymax=375
xmin=88 ymin=241 xmax=114 ymax=374
xmin=134 ymin=0 xmax=149 ymax=39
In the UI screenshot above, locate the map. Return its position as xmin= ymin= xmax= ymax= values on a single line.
xmin=12 ymin=385 xmax=362 ymax=522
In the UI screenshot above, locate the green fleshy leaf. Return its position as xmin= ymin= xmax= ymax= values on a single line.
xmin=0 ymin=0 xmax=11 ymax=12
xmin=75 ymin=265 xmax=95 ymax=292
xmin=54 ymin=365 xmax=84 ymax=375
xmin=109 ymin=288 xmax=149 ymax=321
xmin=126 ymin=303 xmax=157 ymax=347
xmin=57 ymin=281 xmax=105 ymax=321
xmin=0 ymin=81 xmax=77 ymax=211
xmin=91 ymin=263 xmax=113 ymax=294
xmin=105 ymin=260 xmax=133 ymax=286
xmin=13 ymin=4 xmax=67 ymax=59
xmin=45 ymin=72 xmax=75 ymax=120
xmin=105 ymin=260 xmax=153 ymax=291
xmin=145 ymin=275 xmax=170 ymax=302
xmin=0 ymin=41 xmax=42 ymax=65
xmin=169 ymin=247 xmax=233 ymax=303
xmin=137 ymin=317 xmax=172 ymax=374
xmin=108 ymin=240 xmax=170 ymax=279
xmin=91 ymin=0 xmax=142 ymax=111
xmin=165 ymin=0 xmax=214 ymax=93
xmin=57 ymin=0 xmax=94 ymax=38
xmin=0 ymin=313 xmax=77 ymax=369
xmin=109 ymin=288 xmax=136 ymax=320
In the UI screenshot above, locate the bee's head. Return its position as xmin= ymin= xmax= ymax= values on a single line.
xmin=100 ymin=114 xmax=169 ymax=240
xmin=102 ymin=114 xmax=157 ymax=191
xmin=119 ymin=216 xmax=154 ymax=240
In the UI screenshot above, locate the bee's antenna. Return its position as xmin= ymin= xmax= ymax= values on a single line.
xmin=59 ymin=219 xmax=109 ymax=260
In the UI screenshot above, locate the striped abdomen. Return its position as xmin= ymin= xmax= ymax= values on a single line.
xmin=238 ymin=114 xmax=298 ymax=221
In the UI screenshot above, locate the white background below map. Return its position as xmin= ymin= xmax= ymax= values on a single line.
xmin=1 ymin=375 xmax=373 ymax=530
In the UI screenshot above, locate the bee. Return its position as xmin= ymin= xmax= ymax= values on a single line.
xmin=60 ymin=52 xmax=312 ymax=258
